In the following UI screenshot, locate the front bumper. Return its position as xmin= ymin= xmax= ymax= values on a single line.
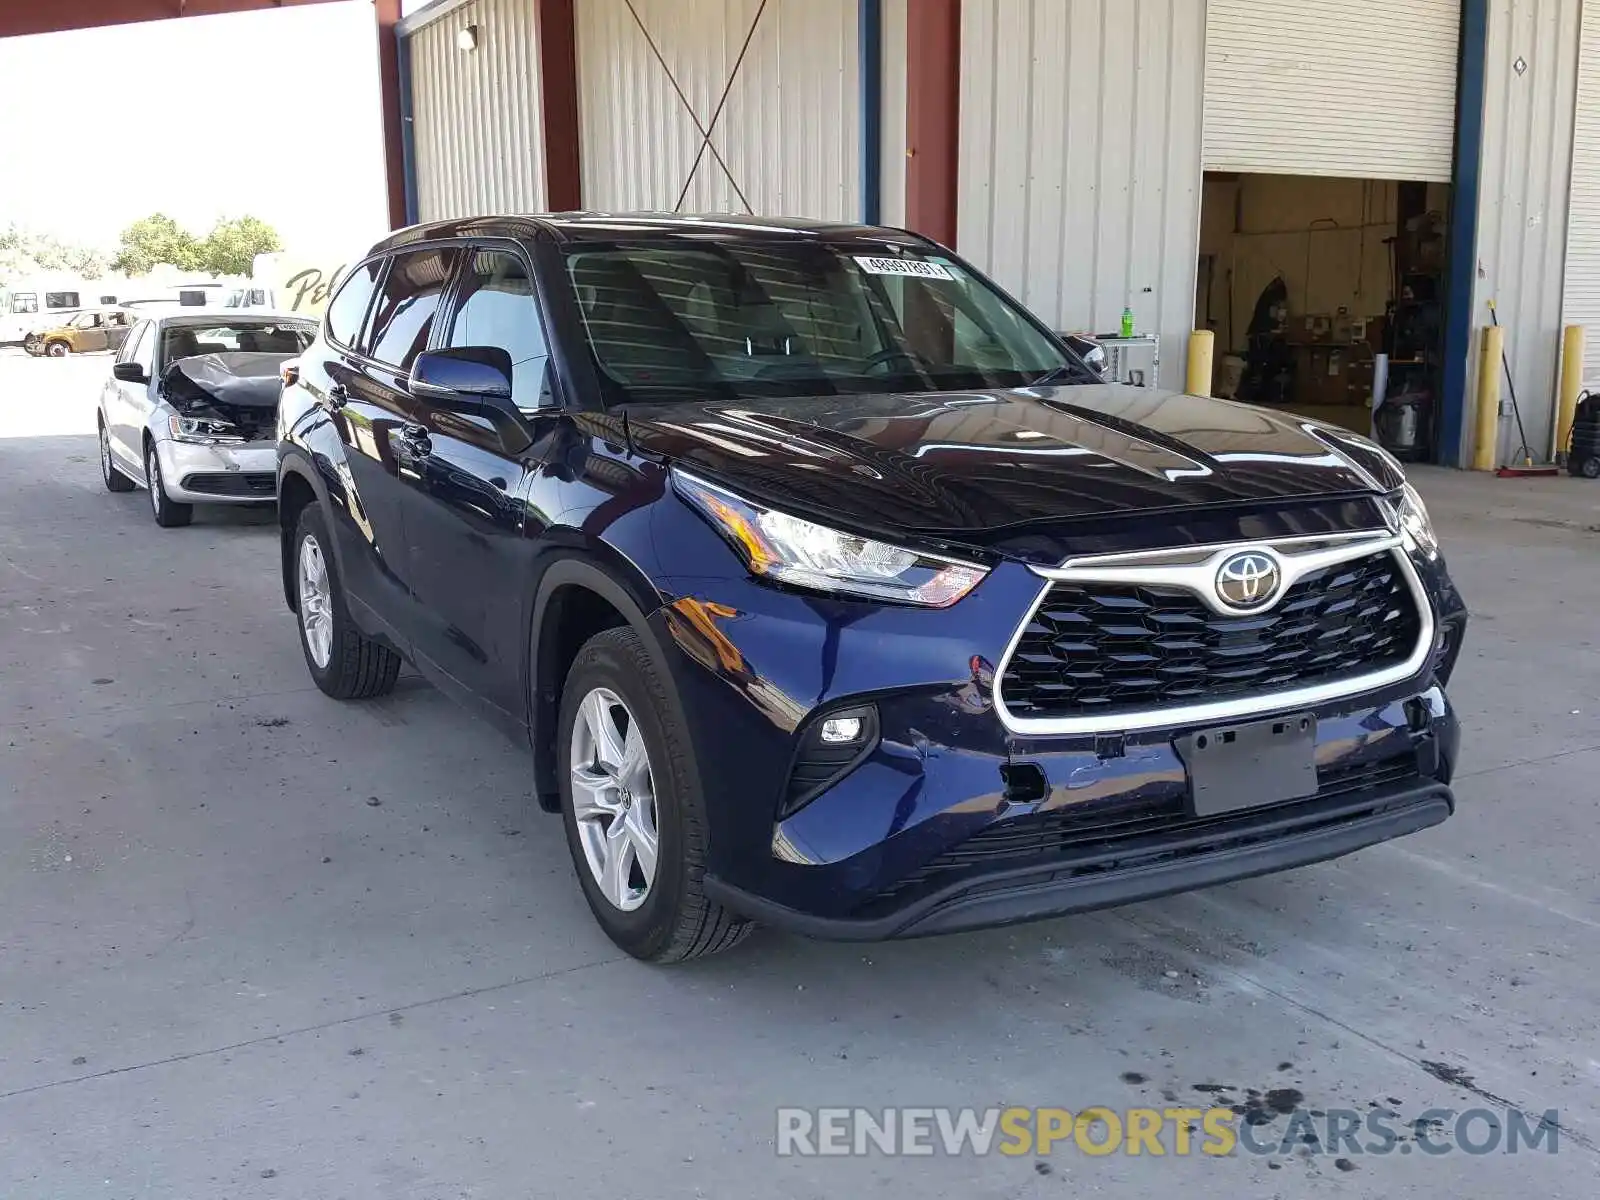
xmin=648 ymin=509 xmax=1468 ymax=943
xmin=706 ymin=773 xmax=1452 ymax=940
xmin=155 ymin=437 xmax=278 ymax=504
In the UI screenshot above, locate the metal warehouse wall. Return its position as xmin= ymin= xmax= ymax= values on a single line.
xmin=409 ymin=0 xmax=548 ymax=222
xmin=879 ymin=0 xmax=907 ymax=228
xmin=574 ymin=0 xmax=860 ymax=219
xmin=1466 ymin=0 xmax=1582 ymax=463
xmin=956 ymin=0 xmax=1205 ymax=391
xmin=1562 ymin=0 xmax=1600 ymax=387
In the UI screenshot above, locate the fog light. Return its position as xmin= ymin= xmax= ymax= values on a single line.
xmin=820 ymin=716 xmax=863 ymax=744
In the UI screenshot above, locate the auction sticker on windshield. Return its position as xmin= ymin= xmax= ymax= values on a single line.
xmin=854 ymin=256 xmax=954 ymax=280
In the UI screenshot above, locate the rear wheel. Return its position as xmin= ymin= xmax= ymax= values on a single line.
xmin=99 ymin=421 xmax=134 ymax=493
xmin=557 ymin=627 xmax=753 ymax=962
xmin=145 ymin=444 xmax=192 ymax=528
xmin=45 ymin=340 xmax=68 ymax=358
xmin=293 ymin=505 xmax=402 ymax=699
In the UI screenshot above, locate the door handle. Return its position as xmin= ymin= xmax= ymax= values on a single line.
xmin=398 ymin=421 xmax=433 ymax=457
xmin=322 ymin=383 xmax=348 ymax=412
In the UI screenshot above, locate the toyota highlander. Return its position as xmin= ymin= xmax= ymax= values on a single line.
xmin=275 ymin=216 xmax=1467 ymax=962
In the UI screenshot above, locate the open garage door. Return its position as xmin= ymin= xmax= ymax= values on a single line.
xmin=1203 ymin=0 xmax=1460 ymax=182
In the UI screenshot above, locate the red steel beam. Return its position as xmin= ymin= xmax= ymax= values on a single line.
xmin=904 ymin=0 xmax=960 ymax=248
xmin=373 ymin=0 xmax=408 ymax=229
xmin=0 ymin=0 xmax=337 ymax=40
xmin=538 ymin=0 xmax=583 ymax=212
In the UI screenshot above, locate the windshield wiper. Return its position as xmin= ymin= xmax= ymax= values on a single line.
xmin=1028 ymin=364 xmax=1086 ymax=387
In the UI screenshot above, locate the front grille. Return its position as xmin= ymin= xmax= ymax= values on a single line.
xmin=179 ymin=472 xmax=276 ymax=498
xmin=1000 ymin=551 xmax=1421 ymax=720
xmin=874 ymin=753 xmax=1422 ymax=904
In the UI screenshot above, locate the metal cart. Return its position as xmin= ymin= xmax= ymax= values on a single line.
xmin=1095 ymin=335 xmax=1161 ymax=387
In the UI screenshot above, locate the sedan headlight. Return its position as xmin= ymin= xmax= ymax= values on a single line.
xmin=675 ymin=472 xmax=988 ymax=607
xmin=169 ymin=414 xmax=243 ymax=444
xmin=1390 ymin=480 xmax=1439 ymax=560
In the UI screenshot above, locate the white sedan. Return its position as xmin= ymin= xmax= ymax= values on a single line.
xmin=97 ymin=312 xmax=315 ymax=526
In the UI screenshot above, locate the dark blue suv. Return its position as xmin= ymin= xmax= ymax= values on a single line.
xmin=277 ymin=215 xmax=1466 ymax=962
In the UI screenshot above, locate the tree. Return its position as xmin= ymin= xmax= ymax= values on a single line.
xmin=0 ymin=225 xmax=111 ymax=284
xmin=197 ymin=216 xmax=282 ymax=277
xmin=111 ymin=213 xmax=202 ymax=276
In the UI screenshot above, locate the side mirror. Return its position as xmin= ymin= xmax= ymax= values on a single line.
xmin=112 ymin=362 xmax=147 ymax=384
xmin=410 ymin=347 xmax=514 ymax=410
xmin=1062 ymin=334 xmax=1111 ymax=381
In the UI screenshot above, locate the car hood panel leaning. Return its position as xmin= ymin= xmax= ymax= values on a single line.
xmin=622 ymin=385 xmax=1403 ymax=539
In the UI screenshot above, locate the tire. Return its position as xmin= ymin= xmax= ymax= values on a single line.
xmin=99 ymin=421 xmax=135 ymax=493
xmin=557 ymin=627 xmax=754 ymax=963
xmin=292 ymin=505 xmax=402 ymax=700
xmin=145 ymin=443 xmax=192 ymax=528
xmin=45 ymin=341 xmax=68 ymax=358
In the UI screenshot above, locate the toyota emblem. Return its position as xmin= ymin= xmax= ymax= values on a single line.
xmin=1215 ymin=552 xmax=1280 ymax=610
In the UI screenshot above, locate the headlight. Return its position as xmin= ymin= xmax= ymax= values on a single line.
xmin=674 ymin=471 xmax=988 ymax=607
xmin=1390 ymin=481 xmax=1439 ymax=560
xmin=168 ymin=414 xmax=243 ymax=444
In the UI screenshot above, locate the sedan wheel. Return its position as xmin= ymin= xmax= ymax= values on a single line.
xmin=568 ymin=687 xmax=660 ymax=913
xmin=45 ymin=341 xmax=68 ymax=358
xmin=100 ymin=423 xmax=134 ymax=492
xmin=297 ymin=534 xmax=334 ymax=670
xmin=145 ymin=446 xmax=192 ymax=527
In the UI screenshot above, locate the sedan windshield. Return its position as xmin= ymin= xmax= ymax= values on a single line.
xmin=563 ymin=240 xmax=1090 ymax=405
xmin=161 ymin=322 xmax=313 ymax=362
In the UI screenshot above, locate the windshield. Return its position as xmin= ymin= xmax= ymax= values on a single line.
xmin=160 ymin=322 xmax=313 ymax=362
xmin=563 ymin=241 xmax=1091 ymax=405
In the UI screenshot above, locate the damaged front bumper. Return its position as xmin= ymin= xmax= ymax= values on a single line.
xmin=153 ymin=435 xmax=278 ymax=504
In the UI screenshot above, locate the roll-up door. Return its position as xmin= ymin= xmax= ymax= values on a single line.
xmin=1564 ymin=0 xmax=1600 ymax=384
xmin=1203 ymin=0 xmax=1460 ymax=182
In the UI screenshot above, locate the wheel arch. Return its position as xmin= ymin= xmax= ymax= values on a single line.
xmin=277 ymin=453 xmax=330 ymax=613
xmin=526 ymin=552 xmax=687 ymax=813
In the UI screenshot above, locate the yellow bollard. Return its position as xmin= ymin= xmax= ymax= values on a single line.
xmin=1556 ymin=324 xmax=1585 ymax=460
xmin=1186 ymin=330 xmax=1215 ymax=397
xmin=1472 ymin=325 xmax=1503 ymax=471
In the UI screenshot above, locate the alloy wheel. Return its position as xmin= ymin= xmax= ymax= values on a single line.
xmin=99 ymin=426 xmax=111 ymax=483
xmin=569 ymin=687 xmax=660 ymax=912
xmin=298 ymin=534 xmax=334 ymax=669
xmin=147 ymin=451 xmax=162 ymax=518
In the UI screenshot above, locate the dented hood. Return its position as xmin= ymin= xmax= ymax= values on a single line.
xmin=163 ymin=352 xmax=286 ymax=413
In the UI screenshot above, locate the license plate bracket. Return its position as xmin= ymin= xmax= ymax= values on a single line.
xmin=1175 ymin=714 xmax=1318 ymax=817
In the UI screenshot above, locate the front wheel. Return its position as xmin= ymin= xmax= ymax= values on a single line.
xmin=45 ymin=340 xmax=68 ymax=358
xmin=99 ymin=422 xmax=134 ymax=492
xmin=292 ymin=505 xmax=402 ymax=699
xmin=145 ymin=444 xmax=192 ymax=527
xmin=557 ymin=627 xmax=753 ymax=962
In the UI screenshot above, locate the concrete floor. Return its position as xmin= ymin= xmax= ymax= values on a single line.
xmin=2 ymin=347 xmax=1598 ymax=1198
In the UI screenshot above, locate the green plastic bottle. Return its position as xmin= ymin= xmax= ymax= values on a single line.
xmin=1120 ymin=306 xmax=1135 ymax=339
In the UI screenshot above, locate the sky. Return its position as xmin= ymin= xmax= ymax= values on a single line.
xmin=0 ymin=1 xmax=394 ymax=260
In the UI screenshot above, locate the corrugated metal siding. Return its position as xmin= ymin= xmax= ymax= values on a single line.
xmin=1204 ymin=0 xmax=1460 ymax=182
xmin=1563 ymin=0 xmax=1600 ymax=385
xmin=879 ymin=0 xmax=907 ymax=228
xmin=1466 ymin=0 xmax=1583 ymax=462
xmin=408 ymin=0 xmax=547 ymax=222
xmin=957 ymin=0 xmax=1205 ymax=390
xmin=575 ymin=0 xmax=860 ymax=219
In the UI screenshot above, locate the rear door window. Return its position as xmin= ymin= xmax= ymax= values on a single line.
xmin=324 ymin=259 xmax=383 ymax=350
xmin=364 ymin=248 xmax=459 ymax=372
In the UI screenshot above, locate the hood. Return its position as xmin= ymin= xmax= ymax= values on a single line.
xmin=623 ymin=385 xmax=1404 ymax=546
xmin=162 ymin=351 xmax=287 ymax=440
